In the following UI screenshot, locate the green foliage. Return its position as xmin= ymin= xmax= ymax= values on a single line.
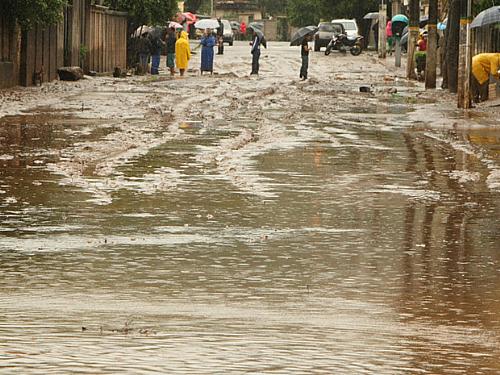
xmin=259 ymin=0 xmax=288 ymax=17
xmin=105 ymin=0 xmax=178 ymax=29
xmin=287 ymin=0 xmax=321 ymax=27
xmin=0 ymin=0 xmax=67 ymax=28
xmin=287 ymin=0 xmax=379 ymax=27
xmin=473 ymin=0 xmax=500 ymax=15
xmin=79 ymin=44 xmax=88 ymax=61
xmin=320 ymin=0 xmax=378 ymax=22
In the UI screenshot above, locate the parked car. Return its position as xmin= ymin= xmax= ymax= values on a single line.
xmin=221 ymin=19 xmax=234 ymax=46
xmin=314 ymin=22 xmax=345 ymax=51
xmin=331 ymin=19 xmax=359 ymax=38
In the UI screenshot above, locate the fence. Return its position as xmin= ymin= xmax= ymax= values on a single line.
xmin=473 ymin=25 xmax=500 ymax=54
xmin=0 ymin=0 xmax=127 ymax=88
xmin=87 ymin=6 xmax=127 ymax=73
xmin=20 ymin=23 xmax=65 ymax=86
xmin=0 ymin=16 xmax=18 ymax=88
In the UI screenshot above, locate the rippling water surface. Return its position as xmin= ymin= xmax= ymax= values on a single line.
xmin=1 ymin=44 xmax=499 ymax=374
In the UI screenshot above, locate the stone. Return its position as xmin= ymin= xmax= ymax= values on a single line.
xmin=57 ymin=66 xmax=84 ymax=81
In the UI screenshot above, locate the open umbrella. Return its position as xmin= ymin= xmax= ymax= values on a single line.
xmin=290 ymin=26 xmax=318 ymax=46
xmin=249 ymin=21 xmax=264 ymax=31
xmin=419 ymin=15 xmax=429 ymax=28
xmin=182 ymin=12 xmax=197 ymax=22
xmin=249 ymin=25 xmax=266 ymax=48
xmin=132 ymin=25 xmax=153 ymax=37
xmin=363 ymin=12 xmax=379 ymax=20
xmin=194 ymin=19 xmax=220 ymax=29
xmin=392 ymin=14 xmax=409 ymax=24
xmin=470 ymin=6 xmax=500 ymax=29
xmin=169 ymin=21 xmax=182 ymax=29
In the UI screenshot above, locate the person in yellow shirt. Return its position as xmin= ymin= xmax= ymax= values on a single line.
xmin=175 ymin=31 xmax=191 ymax=77
xmin=471 ymin=53 xmax=500 ymax=102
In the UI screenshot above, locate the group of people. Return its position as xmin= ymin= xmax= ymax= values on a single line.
xmin=136 ymin=23 xmax=265 ymax=78
xmin=136 ymin=28 xmax=192 ymax=77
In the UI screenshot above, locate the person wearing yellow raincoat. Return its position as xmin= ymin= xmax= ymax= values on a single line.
xmin=471 ymin=53 xmax=500 ymax=102
xmin=175 ymin=31 xmax=191 ymax=76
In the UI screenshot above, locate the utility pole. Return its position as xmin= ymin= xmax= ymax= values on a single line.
xmin=379 ymin=0 xmax=387 ymax=58
xmin=425 ymin=0 xmax=438 ymax=88
xmin=406 ymin=0 xmax=419 ymax=79
xmin=457 ymin=0 xmax=472 ymax=108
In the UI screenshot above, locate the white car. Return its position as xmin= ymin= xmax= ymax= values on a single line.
xmin=331 ymin=19 xmax=359 ymax=38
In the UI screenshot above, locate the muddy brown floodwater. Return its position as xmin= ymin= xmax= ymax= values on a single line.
xmin=1 ymin=42 xmax=499 ymax=374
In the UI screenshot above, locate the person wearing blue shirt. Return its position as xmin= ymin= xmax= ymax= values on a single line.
xmin=250 ymin=30 xmax=261 ymax=75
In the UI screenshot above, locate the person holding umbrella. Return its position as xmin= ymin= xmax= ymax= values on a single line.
xmin=300 ymin=34 xmax=312 ymax=80
xmin=165 ymin=27 xmax=177 ymax=76
xmin=217 ymin=18 xmax=225 ymax=55
xmin=175 ymin=31 xmax=191 ymax=77
xmin=290 ymin=26 xmax=317 ymax=80
xmin=200 ymin=29 xmax=217 ymax=75
xmin=250 ymin=29 xmax=262 ymax=75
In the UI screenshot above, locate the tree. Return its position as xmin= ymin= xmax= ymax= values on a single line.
xmin=105 ymin=0 xmax=178 ymax=31
xmin=259 ymin=0 xmax=288 ymax=17
xmin=0 ymin=0 xmax=67 ymax=28
xmin=444 ymin=0 xmax=460 ymax=92
xmin=406 ymin=0 xmax=419 ymax=80
xmin=320 ymin=0 xmax=378 ymax=23
xmin=287 ymin=0 xmax=378 ymax=28
xmin=287 ymin=0 xmax=321 ymax=27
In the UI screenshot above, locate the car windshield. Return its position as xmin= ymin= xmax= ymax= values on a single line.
xmin=343 ymin=22 xmax=357 ymax=30
xmin=319 ymin=24 xmax=335 ymax=32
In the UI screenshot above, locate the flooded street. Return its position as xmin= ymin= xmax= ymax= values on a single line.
xmin=1 ymin=42 xmax=499 ymax=374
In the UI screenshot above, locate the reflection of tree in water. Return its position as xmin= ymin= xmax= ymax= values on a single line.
xmin=399 ymin=131 xmax=495 ymax=327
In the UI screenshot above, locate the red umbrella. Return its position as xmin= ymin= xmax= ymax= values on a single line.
xmin=182 ymin=12 xmax=197 ymax=23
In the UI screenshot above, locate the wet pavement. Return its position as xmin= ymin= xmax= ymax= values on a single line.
xmin=1 ymin=42 xmax=499 ymax=374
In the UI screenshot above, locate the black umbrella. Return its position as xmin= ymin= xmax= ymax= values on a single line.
xmin=363 ymin=12 xmax=379 ymax=20
xmin=470 ymin=6 xmax=500 ymax=29
xmin=249 ymin=24 xmax=267 ymax=48
xmin=290 ymin=26 xmax=318 ymax=46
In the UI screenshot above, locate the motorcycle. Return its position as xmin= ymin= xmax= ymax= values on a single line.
xmin=325 ymin=33 xmax=364 ymax=56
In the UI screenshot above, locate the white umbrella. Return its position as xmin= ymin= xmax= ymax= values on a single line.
xmin=169 ymin=21 xmax=183 ymax=29
xmin=132 ymin=25 xmax=153 ymax=37
xmin=194 ymin=19 xmax=220 ymax=30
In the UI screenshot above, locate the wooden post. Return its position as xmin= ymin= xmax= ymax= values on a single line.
xmin=392 ymin=0 xmax=401 ymax=16
xmin=406 ymin=0 xmax=419 ymax=80
xmin=378 ymin=1 xmax=387 ymax=58
xmin=425 ymin=0 xmax=438 ymax=88
xmin=463 ymin=0 xmax=472 ymax=108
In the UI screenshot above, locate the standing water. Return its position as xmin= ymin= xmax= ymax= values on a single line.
xmin=0 ymin=43 xmax=499 ymax=374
